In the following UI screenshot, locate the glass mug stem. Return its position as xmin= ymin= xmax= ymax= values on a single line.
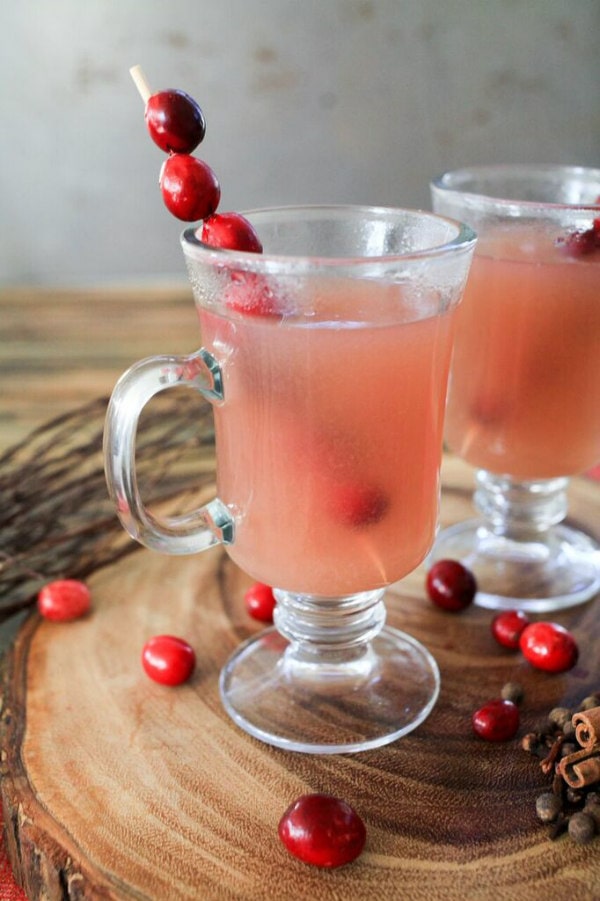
xmin=428 ymin=467 xmax=600 ymax=612
xmin=474 ymin=469 xmax=569 ymax=539
xmin=103 ymin=348 xmax=234 ymax=553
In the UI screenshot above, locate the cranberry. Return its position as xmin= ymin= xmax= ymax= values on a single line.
xmin=201 ymin=212 xmax=263 ymax=253
xmin=491 ymin=609 xmax=530 ymax=649
xmin=37 ymin=579 xmax=91 ymax=622
xmin=244 ymin=582 xmax=276 ymax=623
xmin=145 ymin=89 xmax=206 ymax=154
xmin=141 ymin=635 xmax=196 ymax=686
xmin=426 ymin=560 xmax=477 ymax=612
xmin=278 ymin=794 xmax=366 ymax=868
xmin=472 ymin=698 xmax=520 ymax=742
xmin=329 ymin=482 xmax=388 ymax=528
xmin=471 ymin=394 xmax=506 ymax=427
xmin=159 ymin=154 xmax=220 ymax=222
xmin=519 ymin=621 xmax=579 ymax=673
xmin=556 ymin=220 xmax=600 ymax=258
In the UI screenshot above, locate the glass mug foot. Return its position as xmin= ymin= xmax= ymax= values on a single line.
xmin=220 ymin=589 xmax=440 ymax=754
xmin=428 ymin=518 xmax=600 ymax=613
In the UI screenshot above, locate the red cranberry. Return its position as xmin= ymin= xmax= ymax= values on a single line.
xmin=471 ymin=394 xmax=506 ymax=427
xmin=278 ymin=794 xmax=366 ymax=868
xmin=145 ymin=89 xmax=206 ymax=154
xmin=159 ymin=154 xmax=220 ymax=222
xmin=201 ymin=212 xmax=263 ymax=253
xmin=472 ymin=698 xmax=520 ymax=742
xmin=141 ymin=635 xmax=196 ymax=686
xmin=244 ymin=582 xmax=276 ymax=623
xmin=426 ymin=560 xmax=477 ymax=612
xmin=556 ymin=222 xmax=600 ymax=258
xmin=37 ymin=579 xmax=91 ymax=622
xmin=328 ymin=482 xmax=388 ymax=528
xmin=519 ymin=621 xmax=579 ymax=673
xmin=491 ymin=609 xmax=530 ymax=649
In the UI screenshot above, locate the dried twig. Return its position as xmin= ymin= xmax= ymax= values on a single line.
xmin=0 ymin=392 xmax=216 ymax=613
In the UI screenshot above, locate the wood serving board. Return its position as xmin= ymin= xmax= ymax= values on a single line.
xmin=1 ymin=457 xmax=600 ymax=901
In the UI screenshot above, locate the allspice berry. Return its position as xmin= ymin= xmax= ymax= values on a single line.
xmin=568 ymin=811 xmax=596 ymax=845
xmin=584 ymin=799 xmax=600 ymax=829
xmin=559 ymin=741 xmax=577 ymax=759
xmin=548 ymin=707 xmax=571 ymax=731
xmin=578 ymin=696 xmax=600 ymax=712
xmin=562 ymin=719 xmax=576 ymax=738
xmin=501 ymin=682 xmax=524 ymax=705
xmin=521 ymin=733 xmax=536 ymax=751
xmin=535 ymin=792 xmax=562 ymax=824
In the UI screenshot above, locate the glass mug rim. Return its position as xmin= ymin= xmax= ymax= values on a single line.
xmin=431 ymin=164 xmax=600 ymax=214
xmin=181 ymin=204 xmax=476 ymax=275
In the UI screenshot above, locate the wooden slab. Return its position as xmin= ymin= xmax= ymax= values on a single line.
xmin=1 ymin=458 xmax=600 ymax=900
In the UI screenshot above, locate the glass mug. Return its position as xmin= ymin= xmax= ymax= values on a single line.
xmin=430 ymin=165 xmax=600 ymax=612
xmin=104 ymin=205 xmax=475 ymax=753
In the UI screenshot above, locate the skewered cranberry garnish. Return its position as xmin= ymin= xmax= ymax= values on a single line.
xmin=556 ymin=218 xmax=600 ymax=257
xmin=519 ymin=621 xmax=579 ymax=673
xmin=141 ymin=635 xmax=196 ymax=686
xmin=491 ymin=609 xmax=530 ymax=649
xmin=278 ymin=794 xmax=366 ymax=868
xmin=131 ymin=66 xmax=271 ymax=301
xmin=145 ymin=89 xmax=206 ymax=154
xmin=201 ymin=212 xmax=263 ymax=253
xmin=37 ymin=579 xmax=92 ymax=622
xmin=472 ymin=698 xmax=520 ymax=741
xmin=426 ymin=559 xmax=477 ymax=611
xmin=159 ymin=154 xmax=221 ymax=222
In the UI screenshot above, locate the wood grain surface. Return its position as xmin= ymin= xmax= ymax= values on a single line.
xmin=1 ymin=287 xmax=599 ymax=899
xmin=1 ymin=460 xmax=599 ymax=901
xmin=0 ymin=284 xmax=197 ymax=452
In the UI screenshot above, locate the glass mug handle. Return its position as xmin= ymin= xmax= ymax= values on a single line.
xmin=103 ymin=348 xmax=234 ymax=554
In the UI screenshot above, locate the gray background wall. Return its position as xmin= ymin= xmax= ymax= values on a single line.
xmin=1 ymin=0 xmax=598 ymax=286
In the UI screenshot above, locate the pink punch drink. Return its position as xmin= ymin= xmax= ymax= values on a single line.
xmin=446 ymin=227 xmax=600 ymax=480
xmin=201 ymin=291 xmax=456 ymax=597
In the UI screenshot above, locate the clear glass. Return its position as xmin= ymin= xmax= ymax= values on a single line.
xmin=104 ymin=205 xmax=475 ymax=753
xmin=430 ymin=166 xmax=600 ymax=612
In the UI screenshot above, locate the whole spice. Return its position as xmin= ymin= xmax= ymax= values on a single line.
xmin=548 ymin=707 xmax=571 ymax=731
xmin=536 ymin=792 xmax=562 ymax=823
xmin=522 ymin=697 xmax=600 ymax=843
xmin=501 ymin=681 xmax=525 ymax=705
xmin=568 ymin=811 xmax=596 ymax=845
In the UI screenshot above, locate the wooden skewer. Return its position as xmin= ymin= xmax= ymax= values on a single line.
xmin=129 ymin=65 xmax=152 ymax=104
